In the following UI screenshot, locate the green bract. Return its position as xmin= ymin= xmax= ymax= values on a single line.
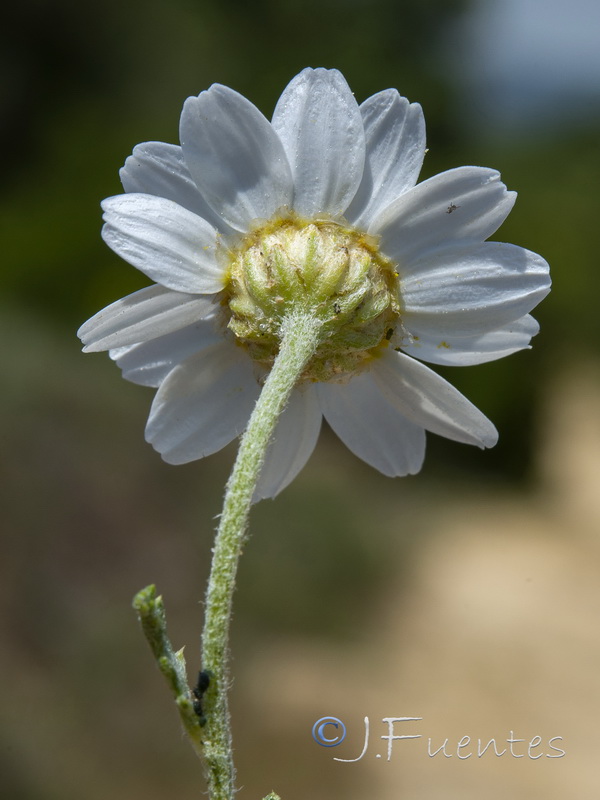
xmin=225 ymin=214 xmax=401 ymax=381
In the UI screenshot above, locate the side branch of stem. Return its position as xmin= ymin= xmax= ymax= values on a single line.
xmin=132 ymin=585 xmax=205 ymax=761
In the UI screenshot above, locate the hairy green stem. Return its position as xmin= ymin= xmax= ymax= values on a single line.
xmin=200 ymin=311 xmax=323 ymax=800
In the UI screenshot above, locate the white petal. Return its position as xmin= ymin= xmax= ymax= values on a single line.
xmin=345 ymin=90 xmax=426 ymax=228
xmin=101 ymin=194 xmax=224 ymax=293
xmin=400 ymin=242 xmax=551 ymax=333
xmin=253 ymin=385 xmax=322 ymax=502
xmin=109 ymin=319 xmax=224 ymax=387
xmin=316 ymin=372 xmax=425 ymax=476
xmin=271 ymin=67 xmax=365 ymax=217
xmin=399 ymin=315 xmax=540 ymax=366
xmin=180 ymin=84 xmax=293 ymax=231
xmin=120 ymin=141 xmax=236 ymax=235
xmin=145 ymin=342 xmax=259 ymax=463
xmin=372 ymin=351 xmax=498 ymax=448
xmin=371 ymin=167 xmax=516 ymax=264
xmin=78 ymin=285 xmax=218 ymax=352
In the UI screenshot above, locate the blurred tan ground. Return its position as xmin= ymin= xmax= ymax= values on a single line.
xmin=1 ymin=313 xmax=599 ymax=799
xmin=236 ymin=362 xmax=600 ymax=799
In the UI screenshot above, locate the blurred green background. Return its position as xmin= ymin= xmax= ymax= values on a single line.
xmin=2 ymin=1 xmax=600 ymax=798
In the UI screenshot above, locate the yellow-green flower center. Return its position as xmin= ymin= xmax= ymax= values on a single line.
xmin=223 ymin=213 xmax=401 ymax=381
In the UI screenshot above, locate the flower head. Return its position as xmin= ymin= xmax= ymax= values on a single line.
xmin=79 ymin=68 xmax=551 ymax=499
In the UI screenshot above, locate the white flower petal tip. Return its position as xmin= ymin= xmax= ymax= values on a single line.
xmin=316 ymin=374 xmax=426 ymax=477
xmin=346 ymin=89 xmax=426 ymax=228
xmin=144 ymin=343 xmax=260 ymax=464
xmin=101 ymin=194 xmax=225 ymax=294
xmin=399 ymin=314 xmax=542 ymax=366
xmin=372 ymin=352 xmax=499 ymax=450
xmin=272 ymin=67 xmax=365 ymax=218
xmin=372 ymin=167 xmax=517 ymax=263
xmin=82 ymin=67 xmax=549 ymax=480
xmin=398 ymin=243 xmax=551 ymax=363
xmin=78 ymin=285 xmax=218 ymax=352
xmin=180 ymin=84 xmax=293 ymax=231
xmin=118 ymin=142 xmax=236 ymax=235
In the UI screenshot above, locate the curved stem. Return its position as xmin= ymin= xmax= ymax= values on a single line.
xmin=200 ymin=311 xmax=323 ymax=800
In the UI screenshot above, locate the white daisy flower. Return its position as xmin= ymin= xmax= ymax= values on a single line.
xmin=78 ymin=67 xmax=551 ymax=500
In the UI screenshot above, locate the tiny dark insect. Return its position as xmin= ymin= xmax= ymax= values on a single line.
xmin=446 ymin=203 xmax=459 ymax=214
xmin=333 ymin=301 xmax=341 ymax=314
xmin=385 ymin=327 xmax=394 ymax=341
xmin=192 ymin=669 xmax=211 ymax=724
